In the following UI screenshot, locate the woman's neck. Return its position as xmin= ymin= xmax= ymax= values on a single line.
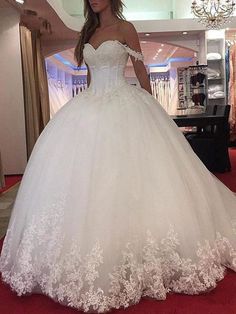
xmin=98 ymin=6 xmax=118 ymax=28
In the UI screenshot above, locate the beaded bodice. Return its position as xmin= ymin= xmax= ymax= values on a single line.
xmin=83 ymin=40 xmax=144 ymax=95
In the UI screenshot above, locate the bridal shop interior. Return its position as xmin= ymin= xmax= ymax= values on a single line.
xmin=1 ymin=1 xmax=236 ymax=313
xmin=1 ymin=0 xmax=236 ymax=179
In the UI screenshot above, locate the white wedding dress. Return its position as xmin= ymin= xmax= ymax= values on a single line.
xmin=1 ymin=40 xmax=236 ymax=313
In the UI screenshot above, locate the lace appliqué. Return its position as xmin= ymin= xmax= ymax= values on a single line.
xmin=233 ymin=220 xmax=236 ymax=234
xmin=1 ymin=204 xmax=236 ymax=313
xmin=123 ymin=45 xmax=144 ymax=62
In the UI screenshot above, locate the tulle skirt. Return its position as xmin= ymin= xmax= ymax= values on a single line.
xmin=1 ymin=83 xmax=236 ymax=313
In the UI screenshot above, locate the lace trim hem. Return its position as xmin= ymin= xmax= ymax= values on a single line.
xmin=1 ymin=221 xmax=236 ymax=313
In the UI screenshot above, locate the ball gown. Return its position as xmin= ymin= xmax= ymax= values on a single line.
xmin=0 ymin=40 xmax=236 ymax=313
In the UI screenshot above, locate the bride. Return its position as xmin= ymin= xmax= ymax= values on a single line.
xmin=1 ymin=0 xmax=236 ymax=313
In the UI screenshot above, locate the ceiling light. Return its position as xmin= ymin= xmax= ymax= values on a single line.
xmin=158 ymin=49 xmax=163 ymax=52
xmin=161 ymin=44 xmax=164 ymax=47
xmin=15 ymin=0 xmax=24 ymax=4
xmin=141 ymin=41 xmax=147 ymax=44
xmin=183 ymin=31 xmax=188 ymax=35
xmin=191 ymin=0 xmax=235 ymax=29
xmin=145 ymin=33 xmax=151 ymax=36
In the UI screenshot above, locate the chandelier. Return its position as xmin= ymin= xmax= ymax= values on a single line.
xmin=191 ymin=0 xmax=236 ymax=29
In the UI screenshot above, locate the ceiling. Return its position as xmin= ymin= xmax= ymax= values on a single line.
xmin=61 ymin=0 xmax=175 ymax=20
xmin=0 ymin=0 xmax=10 ymax=7
xmin=0 ymin=0 xmax=78 ymax=56
xmin=55 ymin=0 xmax=236 ymax=27
xmin=1 ymin=0 xmax=235 ymax=74
xmin=0 ymin=0 xmax=199 ymax=58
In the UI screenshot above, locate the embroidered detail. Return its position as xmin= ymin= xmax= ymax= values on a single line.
xmin=123 ymin=45 xmax=144 ymax=62
xmin=87 ymin=81 xmax=127 ymax=98
xmin=1 ymin=204 xmax=236 ymax=313
xmin=84 ymin=40 xmax=144 ymax=62
xmin=233 ymin=220 xmax=236 ymax=235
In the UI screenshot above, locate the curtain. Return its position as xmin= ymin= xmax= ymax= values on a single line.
xmin=20 ymin=25 xmax=50 ymax=159
xmin=229 ymin=44 xmax=236 ymax=142
xmin=33 ymin=31 xmax=50 ymax=128
xmin=0 ymin=151 xmax=5 ymax=189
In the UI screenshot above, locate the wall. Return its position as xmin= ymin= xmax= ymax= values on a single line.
xmin=0 ymin=7 xmax=27 ymax=174
xmin=198 ymin=32 xmax=207 ymax=64
xmin=173 ymin=0 xmax=192 ymax=19
xmin=47 ymin=0 xmax=236 ymax=32
xmin=62 ymin=0 xmax=174 ymax=20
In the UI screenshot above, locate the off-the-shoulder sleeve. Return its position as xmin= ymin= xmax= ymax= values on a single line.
xmin=123 ymin=45 xmax=144 ymax=62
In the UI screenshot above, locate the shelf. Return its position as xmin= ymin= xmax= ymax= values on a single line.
xmin=208 ymin=77 xmax=223 ymax=81
xmin=207 ymin=38 xmax=224 ymax=41
xmin=208 ymin=96 xmax=225 ymax=100
xmin=206 ymin=35 xmax=226 ymax=106
xmin=207 ymin=59 xmax=223 ymax=62
xmin=191 ymin=86 xmax=206 ymax=89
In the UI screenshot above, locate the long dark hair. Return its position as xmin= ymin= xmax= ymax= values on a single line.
xmin=74 ymin=0 xmax=125 ymax=67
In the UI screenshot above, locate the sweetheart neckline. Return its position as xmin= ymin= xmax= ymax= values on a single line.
xmin=84 ymin=40 xmax=145 ymax=62
xmin=84 ymin=40 xmax=126 ymax=52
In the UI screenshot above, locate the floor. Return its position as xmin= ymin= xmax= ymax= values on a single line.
xmin=0 ymin=175 xmax=22 ymax=194
xmin=0 ymin=183 xmax=20 ymax=239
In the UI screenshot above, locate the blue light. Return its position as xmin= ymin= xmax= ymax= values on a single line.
xmin=54 ymin=54 xmax=87 ymax=71
xmin=149 ymin=63 xmax=168 ymax=68
xmin=54 ymin=53 xmax=193 ymax=71
xmin=169 ymin=57 xmax=193 ymax=63
xmin=149 ymin=57 xmax=193 ymax=68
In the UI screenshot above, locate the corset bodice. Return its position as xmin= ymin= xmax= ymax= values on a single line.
xmin=83 ymin=40 xmax=144 ymax=95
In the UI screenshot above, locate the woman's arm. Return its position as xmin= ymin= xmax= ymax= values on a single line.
xmin=121 ymin=22 xmax=152 ymax=94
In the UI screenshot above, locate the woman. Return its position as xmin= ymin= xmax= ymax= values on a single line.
xmin=1 ymin=0 xmax=236 ymax=313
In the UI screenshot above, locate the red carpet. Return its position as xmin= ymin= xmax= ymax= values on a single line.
xmin=0 ymin=270 xmax=236 ymax=314
xmin=0 ymin=175 xmax=22 ymax=194
xmin=0 ymin=149 xmax=236 ymax=313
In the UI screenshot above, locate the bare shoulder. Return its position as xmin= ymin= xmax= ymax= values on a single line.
xmin=119 ymin=20 xmax=137 ymax=33
xmin=119 ymin=20 xmax=141 ymax=51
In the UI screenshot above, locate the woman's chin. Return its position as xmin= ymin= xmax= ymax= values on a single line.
xmin=91 ymin=8 xmax=101 ymax=13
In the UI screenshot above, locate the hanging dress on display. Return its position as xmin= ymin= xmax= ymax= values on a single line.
xmin=229 ymin=44 xmax=236 ymax=141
